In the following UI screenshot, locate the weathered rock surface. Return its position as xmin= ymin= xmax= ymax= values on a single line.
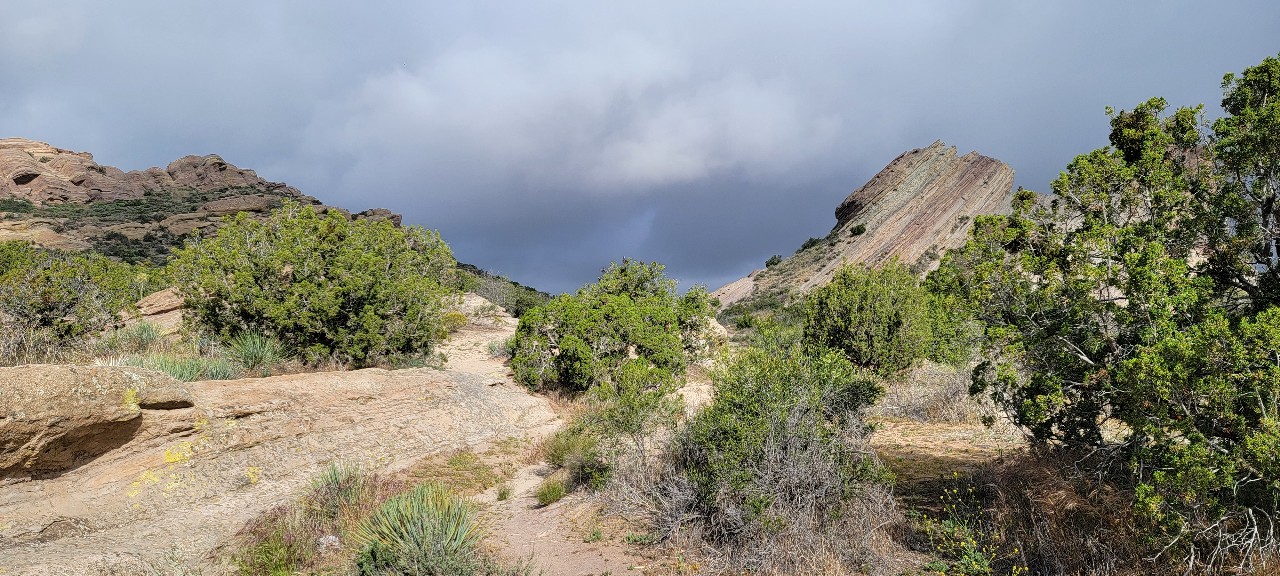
xmin=0 ymin=138 xmax=406 ymax=254
xmin=0 ymin=365 xmax=192 ymax=480
xmin=713 ymin=141 xmax=1014 ymax=306
xmin=0 ymin=319 xmax=559 ymax=574
xmin=0 ymin=138 xmax=304 ymax=206
xmin=123 ymin=288 xmax=185 ymax=335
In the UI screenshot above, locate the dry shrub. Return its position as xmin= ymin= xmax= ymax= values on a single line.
xmin=874 ymin=360 xmax=988 ymax=424
xmin=604 ymin=425 xmax=907 ymax=576
xmin=974 ymin=449 xmax=1151 ymax=576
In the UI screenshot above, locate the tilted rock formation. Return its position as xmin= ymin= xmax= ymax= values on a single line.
xmin=714 ymin=141 xmax=1014 ymax=306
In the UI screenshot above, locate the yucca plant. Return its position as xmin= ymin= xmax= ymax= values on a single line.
xmin=199 ymin=357 xmax=240 ymax=380
xmin=227 ymin=331 xmax=288 ymax=375
xmin=126 ymin=353 xmax=204 ymax=382
xmin=351 ymin=482 xmax=483 ymax=573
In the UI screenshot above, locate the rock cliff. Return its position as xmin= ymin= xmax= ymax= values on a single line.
xmin=714 ymin=141 xmax=1014 ymax=306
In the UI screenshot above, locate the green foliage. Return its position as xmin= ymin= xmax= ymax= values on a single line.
xmin=226 ymin=331 xmax=288 ymax=375
xmin=914 ymin=477 xmax=1027 ymax=576
xmin=91 ymin=229 xmax=180 ymax=265
xmin=673 ymin=332 xmax=885 ymax=543
xmin=804 ymin=261 xmax=969 ymax=375
xmin=351 ymin=482 xmax=484 ymax=575
xmin=586 ymin=359 xmax=681 ymax=449
xmin=934 ymin=55 xmax=1280 ymax=569
xmin=307 ymin=462 xmax=367 ymax=522
xmin=443 ymin=310 xmax=469 ymax=333
xmin=123 ymin=353 xmax=238 ymax=382
xmin=0 ymin=241 xmax=165 ymax=364
xmin=509 ymin=259 xmax=717 ymax=393
xmin=172 ymin=201 xmax=459 ymax=368
xmin=850 ymin=223 xmax=867 ymax=236
xmin=534 ymin=474 xmax=568 ymax=507
xmin=101 ymin=322 xmax=161 ymax=354
xmin=797 ymin=236 xmax=824 ymax=252
xmin=0 ymin=197 xmax=36 ymax=213
xmin=765 ymin=254 xmax=782 ymax=268
xmin=717 ymin=288 xmax=804 ymax=335
xmin=1210 ymin=54 xmax=1280 ymax=309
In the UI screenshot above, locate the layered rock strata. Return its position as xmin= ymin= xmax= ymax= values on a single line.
xmin=714 ymin=141 xmax=1014 ymax=306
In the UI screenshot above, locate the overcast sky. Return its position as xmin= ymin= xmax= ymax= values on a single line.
xmin=3 ymin=2 xmax=1277 ymax=293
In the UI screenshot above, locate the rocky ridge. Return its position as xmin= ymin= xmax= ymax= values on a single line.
xmin=0 ymin=138 xmax=398 ymax=255
xmin=713 ymin=141 xmax=1015 ymax=306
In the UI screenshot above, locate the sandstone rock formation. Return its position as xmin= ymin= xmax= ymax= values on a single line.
xmin=0 ymin=138 xmax=407 ymax=257
xmin=0 ymin=365 xmax=192 ymax=480
xmin=0 ymin=138 xmax=304 ymax=206
xmin=0 ymin=316 xmax=559 ymax=574
xmin=713 ymin=141 xmax=1015 ymax=306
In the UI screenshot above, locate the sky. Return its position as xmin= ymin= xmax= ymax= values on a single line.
xmin=3 ymin=2 xmax=1278 ymax=294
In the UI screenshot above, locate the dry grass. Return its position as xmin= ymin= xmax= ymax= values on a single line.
xmin=872 ymin=360 xmax=991 ymax=424
xmin=969 ymin=450 xmax=1155 ymax=576
xmin=598 ymin=427 xmax=911 ymax=576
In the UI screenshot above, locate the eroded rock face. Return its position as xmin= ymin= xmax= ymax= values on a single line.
xmin=0 ymin=139 xmax=305 ymax=205
xmin=713 ymin=141 xmax=1014 ymax=306
xmin=0 ymin=365 xmax=192 ymax=480
xmin=0 ymin=138 xmax=409 ymax=255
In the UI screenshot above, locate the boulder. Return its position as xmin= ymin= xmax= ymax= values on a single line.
xmin=0 ymin=365 xmax=192 ymax=479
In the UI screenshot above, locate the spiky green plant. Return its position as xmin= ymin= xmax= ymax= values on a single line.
xmin=200 ymin=357 xmax=240 ymax=380
xmin=227 ymin=331 xmax=288 ymax=374
xmin=126 ymin=353 xmax=204 ymax=381
xmin=351 ymin=482 xmax=483 ymax=572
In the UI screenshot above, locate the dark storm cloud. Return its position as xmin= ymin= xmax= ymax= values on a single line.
xmin=3 ymin=2 xmax=1278 ymax=293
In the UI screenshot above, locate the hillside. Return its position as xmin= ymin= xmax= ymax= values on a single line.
xmin=0 ymin=138 xmax=398 ymax=263
xmin=713 ymin=141 xmax=1014 ymax=307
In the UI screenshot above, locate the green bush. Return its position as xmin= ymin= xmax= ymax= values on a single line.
xmin=797 ymin=236 xmax=824 ymax=252
xmin=850 ymin=223 xmax=867 ymax=236
xmin=764 ymin=254 xmax=782 ymax=268
xmin=509 ymin=259 xmax=716 ymax=393
xmin=443 ymin=310 xmax=469 ymax=333
xmin=653 ymin=331 xmax=896 ymax=573
xmin=172 ymin=201 xmax=460 ymax=368
xmin=543 ymin=425 xmax=609 ymax=490
xmin=673 ymin=334 xmax=885 ymax=543
xmin=0 ymin=241 xmax=164 ymax=364
xmin=125 ymin=353 xmax=229 ymax=382
xmin=935 ymin=55 xmax=1280 ymax=571
xmin=226 ymin=331 xmax=288 ymax=375
xmin=534 ymin=474 xmax=568 ymax=507
xmin=100 ymin=322 xmax=161 ymax=355
xmin=804 ymin=260 xmax=969 ymax=375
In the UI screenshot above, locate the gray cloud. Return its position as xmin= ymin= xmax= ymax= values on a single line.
xmin=3 ymin=1 xmax=1277 ymax=293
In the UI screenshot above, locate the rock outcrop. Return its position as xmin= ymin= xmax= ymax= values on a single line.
xmin=0 ymin=365 xmax=192 ymax=480
xmin=713 ymin=141 xmax=1014 ymax=307
xmin=0 ymin=138 xmax=304 ymax=206
xmin=0 ymin=317 xmax=560 ymax=574
xmin=0 ymin=138 xmax=407 ymax=256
